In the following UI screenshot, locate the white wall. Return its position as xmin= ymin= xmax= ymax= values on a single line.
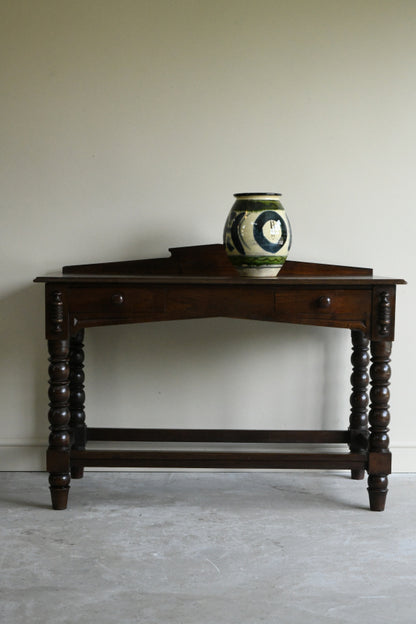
xmin=1 ymin=0 xmax=414 ymax=471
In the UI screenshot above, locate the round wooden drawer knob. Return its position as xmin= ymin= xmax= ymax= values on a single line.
xmin=111 ymin=293 xmax=124 ymax=305
xmin=318 ymin=295 xmax=332 ymax=309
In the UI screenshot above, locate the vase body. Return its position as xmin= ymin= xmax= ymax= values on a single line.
xmin=223 ymin=193 xmax=292 ymax=277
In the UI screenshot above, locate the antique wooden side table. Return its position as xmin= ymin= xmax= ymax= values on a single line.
xmin=34 ymin=244 xmax=406 ymax=511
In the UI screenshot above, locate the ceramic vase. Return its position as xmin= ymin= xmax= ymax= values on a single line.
xmin=223 ymin=193 xmax=292 ymax=277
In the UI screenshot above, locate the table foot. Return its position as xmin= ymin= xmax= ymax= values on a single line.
xmin=368 ymin=475 xmax=388 ymax=511
xmin=49 ymin=473 xmax=70 ymax=510
xmin=351 ymin=468 xmax=365 ymax=480
xmin=71 ymin=466 xmax=84 ymax=479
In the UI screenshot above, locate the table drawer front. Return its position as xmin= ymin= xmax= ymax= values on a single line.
xmin=274 ymin=288 xmax=371 ymax=327
xmin=69 ymin=286 xmax=166 ymax=322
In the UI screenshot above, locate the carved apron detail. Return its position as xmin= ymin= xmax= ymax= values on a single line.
xmin=378 ymin=291 xmax=391 ymax=336
xmin=50 ymin=291 xmax=64 ymax=333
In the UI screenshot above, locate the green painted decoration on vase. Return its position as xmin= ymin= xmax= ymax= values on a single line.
xmin=223 ymin=193 xmax=292 ymax=277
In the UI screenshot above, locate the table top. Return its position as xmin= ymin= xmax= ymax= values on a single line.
xmin=34 ymin=243 xmax=406 ymax=287
xmin=34 ymin=274 xmax=405 ymax=286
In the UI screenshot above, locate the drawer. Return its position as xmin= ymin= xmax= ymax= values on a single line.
xmin=274 ymin=288 xmax=371 ymax=328
xmin=69 ymin=286 xmax=166 ymax=325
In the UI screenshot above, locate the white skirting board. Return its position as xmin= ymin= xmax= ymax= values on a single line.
xmin=0 ymin=440 xmax=415 ymax=472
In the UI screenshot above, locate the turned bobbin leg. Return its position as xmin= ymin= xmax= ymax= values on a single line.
xmin=349 ymin=330 xmax=370 ymax=480
xmin=367 ymin=340 xmax=392 ymax=511
xmin=69 ymin=330 xmax=86 ymax=479
xmin=47 ymin=339 xmax=71 ymax=510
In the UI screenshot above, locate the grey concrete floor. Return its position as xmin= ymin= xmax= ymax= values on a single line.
xmin=1 ymin=471 xmax=415 ymax=623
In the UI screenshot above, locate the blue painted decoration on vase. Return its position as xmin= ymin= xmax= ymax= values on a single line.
xmin=223 ymin=193 xmax=292 ymax=277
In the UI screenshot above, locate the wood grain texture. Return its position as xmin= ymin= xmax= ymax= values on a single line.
xmin=60 ymin=244 xmax=375 ymax=278
xmin=34 ymin=244 xmax=405 ymax=510
xmin=69 ymin=330 xmax=86 ymax=479
xmin=47 ymin=339 xmax=71 ymax=510
xmin=367 ymin=340 xmax=392 ymax=511
xmin=349 ymin=331 xmax=370 ymax=479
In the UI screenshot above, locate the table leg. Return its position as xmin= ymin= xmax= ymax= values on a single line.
xmin=47 ymin=339 xmax=71 ymax=510
xmin=349 ymin=330 xmax=370 ymax=480
xmin=69 ymin=329 xmax=86 ymax=479
xmin=367 ymin=340 xmax=392 ymax=511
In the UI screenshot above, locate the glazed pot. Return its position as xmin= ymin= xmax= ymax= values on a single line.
xmin=223 ymin=193 xmax=292 ymax=276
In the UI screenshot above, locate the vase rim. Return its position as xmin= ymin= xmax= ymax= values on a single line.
xmin=234 ymin=192 xmax=282 ymax=197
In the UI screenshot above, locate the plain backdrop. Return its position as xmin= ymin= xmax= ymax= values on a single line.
xmin=1 ymin=0 xmax=414 ymax=470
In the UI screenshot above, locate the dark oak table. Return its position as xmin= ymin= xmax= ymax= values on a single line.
xmin=35 ymin=244 xmax=405 ymax=510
